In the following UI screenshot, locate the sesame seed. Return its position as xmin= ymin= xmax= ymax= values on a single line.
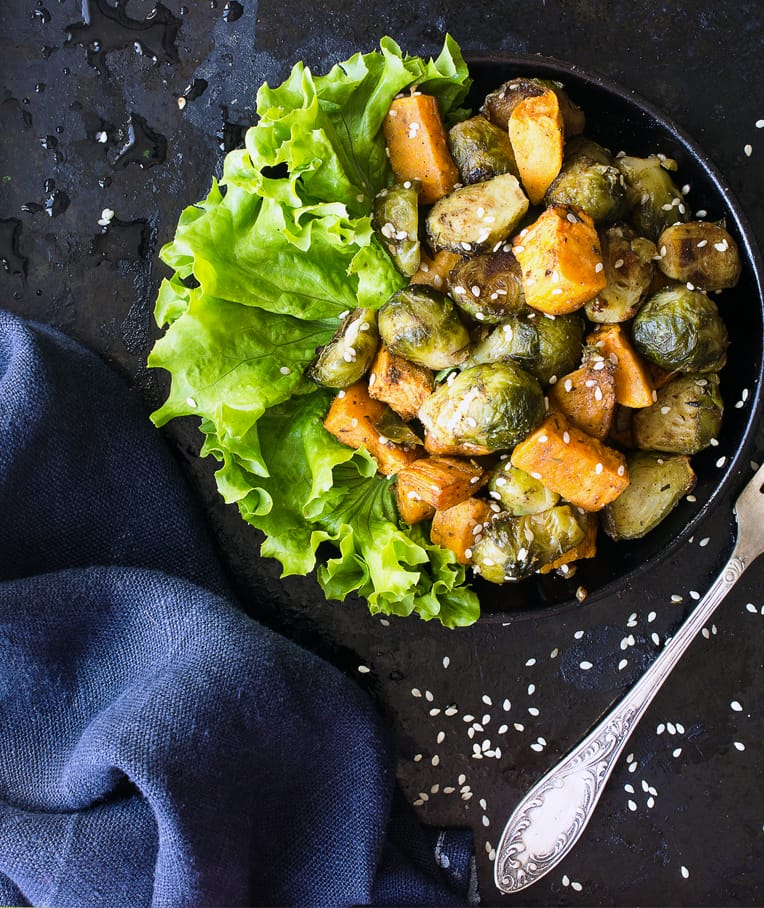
xmin=595 ymin=262 xmax=604 ymax=272
xmin=442 ymin=656 xmax=450 ymax=669
xmin=744 ymin=144 xmax=753 ymax=157
xmin=580 ymin=660 xmax=593 ymax=670
xmin=185 ymin=396 xmax=197 ymax=408
xmin=526 ymin=657 xmax=537 ymax=666
xmin=681 ymin=866 xmax=690 ymax=879
xmin=731 ymin=700 xmax=743 ymax=711
xmin=734 ymin=741 xmax=746 ymax=751
xmin=482 ymin=694 xmax=493 ymax=706
xmin=357 ymin=664 xmax=371 ymax=673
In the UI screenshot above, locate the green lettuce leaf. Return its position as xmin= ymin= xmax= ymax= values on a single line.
xmin=148 ymin=37 xmax=479 ymax=626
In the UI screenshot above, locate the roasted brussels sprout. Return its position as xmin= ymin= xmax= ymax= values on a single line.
xmin=469 ymin=311 xmax=585 ymax=386
xmin=418 ymin=362 xmax=545 ymax=455
xmin=447 ymin=115 xmax=519 ymax=184
xmin=373 ymin=180 xmax=421 ymax=277
xmin=632 ymin=372 xmax=723 ymax=454
xmin=601 ymin=451 xmax=696 ymax=541
xmin=631 ymin=286 xmax=728 ymax=373
xmin=306 ymin=308 xmax=379 ymax=388
xmin=425 ymin=173 xmax=529 ymax=254
xmin=471 ymin=505 xmax=587 ymax=583
xmin=487 ymin=462 xmax=560 ymax=515
xmin=448 ymin=249 xmax=526 ymax=324
xmin=656 ymin=221 xmax=742 ymax=290
xmin=585 ymin=224 xmax=657 ymax=323
xmin=544 ymin=142 xmax=628 ymax=223
xmin=480 ymin=78 xmax=585 ymax=136
xmin=469 ymin=315 xmax=539 ymax=366
xmin=616 ymin=154 xmax=689 ymax=240
xmin=377 ymin=285 xmax=471 ymax=370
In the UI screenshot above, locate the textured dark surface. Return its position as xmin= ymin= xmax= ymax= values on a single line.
xmin=2 ymin=1 xmax=763 ymax=904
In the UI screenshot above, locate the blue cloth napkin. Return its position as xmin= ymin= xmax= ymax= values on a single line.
xmin=0 ymin=311 xmax=475 ymax=907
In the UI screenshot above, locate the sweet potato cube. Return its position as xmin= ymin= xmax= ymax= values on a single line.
xmin=383 ymin=93 xmax=459 ymax=205
xmin=394 ymin=456 xmax=486 ymax=511
xmin=431 ymin=497 xmax=493 ymax=564
xmin=323 ymin=382 xmax=420 ymax=476
xmin=513 ymin=205 xmax=607 ymax=315
xmin=508 ymin=89 xmax=564 ymax=204
xmin=538 ymin=512 xmax=598 ymax=573
xmin=548 ymin=357 xmax=617 ymax=441
xmin=510 ymin=411 xmax=629 ymax=511
xmin=409 ymin=249 xmax=463 ymax=290
xmin=368 ymin=345 xmax=435 ymax=422
xmin=587 ymin=324 xmax=655 ymax=408
xmin=395 ymin=480 xmax=436 ymax=525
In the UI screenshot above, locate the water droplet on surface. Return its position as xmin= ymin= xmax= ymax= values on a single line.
xmin=32 ymin=6 xmax=52 ymax=24
xmin=1 ymin=96 xmax=33 ymax=132
xmin=182 ymin=78 xmax=208 ymax=101
xmin=113 ymin=112 xmax=167 ymax=168
xmin=66 ymin=0 xmax=181 ymax=74
xmin=0 ymin=219 xmax=27 ymax=276
xmin=222 ymin=1 xmax=244 ymax=21
xmin=90 ymin=217 xmax=151 ymax=262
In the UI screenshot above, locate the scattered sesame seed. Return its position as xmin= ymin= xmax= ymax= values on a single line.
xmin=618 ymin=658 xmax=628 ymax=671
xmin=681 ymin=866 xmax=690 ymax=879
xmin=571 ymin=881 xmax=583 ymax=892
xmin=437 ymin=731 xmax=446 ymax=743
xmin=482 ymin=694 xmax=493 ymax=706
xmin=628 ymin=799 xmax=637 ymax=811
xmin=734 ymin=741 xmax=746 ymax=751
xmin=580 ymin=660 xmax=593 ymax=670
xmin=673 ymin=747 xmax=683 ymax=758
xmin=731 ymin=700 xmax=743 ymax=712
xmin=432 ymin=754 xmax=440 ymax=766
xmin=744 ymin=144 xmax=753 ymax=157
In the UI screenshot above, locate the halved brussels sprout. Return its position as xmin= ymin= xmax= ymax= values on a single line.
xmin=418 ymin=362 xmax=545 ymax=455
xmin=373 ymin=180 xmax=421 ymax=277
xmin=631 ymin=286 xmax=728 ymax=373
xmin=377 ymin=285 xmax=471 ymax=371
xmin=632 ymin=372 xmax=723 ymax=454
xmin=601 ymin=450 xmax=696 ymax=541
xmin=425 ymin=173 xmax=529 ymax=255
xmin=487 ymin=462 xmax=560 ymax=515
xmin=447 ymin=115 xmax=519 ymax=184
xmin=469 ymin=311 xmax=585 ymax=386
xmin=306 ymin=308 xmax=379 ymax=388
xmin=448 ymin=248 xmax=526 ymax=324
xmin=471 ymin=505 xmax=587 ymax=583
xmin=469 ymin=315 xmax=539 ymax=366
xmin=616 ymin=154 xmax=689 ymax=240
xmin=480 ymin=78 xmax=585 ymax=136
xmin=656 ymin=221 xmax=742 ymax=290
xmin=585 ymin=224 xmax=657 ymax=323
xmin=544 ymin=141 xmax=628 ymax=223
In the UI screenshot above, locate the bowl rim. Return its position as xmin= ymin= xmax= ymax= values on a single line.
xmin=464 ymin=52 xmax=764 ymax=624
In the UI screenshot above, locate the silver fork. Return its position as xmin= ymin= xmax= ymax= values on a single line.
xmin=494 ymin=461 xmax=764 ymax=894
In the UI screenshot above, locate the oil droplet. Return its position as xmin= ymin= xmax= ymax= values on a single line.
xmin=0 ymin=219 xmax=27 ymax=276
xmin=223 ymin=1 xmax=244 ymax=21
xmin=90 ymin=217 xmax=151 ymax=262
xmin=113 ymin=112 xmax=167 ymax=168
xmin=66 ymin=0 xmax=181 ymax=74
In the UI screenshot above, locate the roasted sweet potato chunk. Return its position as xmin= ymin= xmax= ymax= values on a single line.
xmin=383 ymin=93 xmax=459 ymax=205
xmin=323 ymin=381 xmax=420 ymax=476
xmin=368 ymin=345 xmax=435 ymax=422
xmin=395 ymin=456 xmax=486 ymax=511
xmin=508 ymin=89 xmax=565 ymax=205
xmin=587 ymin=324 xmax=655 ymax=408
xmin=548 ymin=354 xmax=617 ymax=440
xmin=511 ymin=411 xmax=629 ymax=511
xmin=430 ymin=497 xmax=493 ymax=564
xmin=513 ymin=205 xmax=607 ymax=315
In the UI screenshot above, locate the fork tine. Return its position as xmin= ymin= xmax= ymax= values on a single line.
xmin=734 ymin=460 xmax=764 ymax=517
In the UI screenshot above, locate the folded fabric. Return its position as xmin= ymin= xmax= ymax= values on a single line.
xmin=0 ymin=311 xmax=475 ymax=907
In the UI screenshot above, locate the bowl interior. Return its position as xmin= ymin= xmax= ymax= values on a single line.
xmin=465 ymin=55 xmax=764 ymax=621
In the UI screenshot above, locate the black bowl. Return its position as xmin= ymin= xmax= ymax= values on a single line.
xmin=466 ymin=54 xmax=764 ymax=622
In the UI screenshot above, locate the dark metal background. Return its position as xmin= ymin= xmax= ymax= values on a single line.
xmin=2 ymin=2 xmax=762 ymax=904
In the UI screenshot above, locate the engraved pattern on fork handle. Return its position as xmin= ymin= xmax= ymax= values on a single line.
xmin=494 ymin=701 xmax=640 ymax=892
xmin=495 ymin=550 xmax=750 ymax=894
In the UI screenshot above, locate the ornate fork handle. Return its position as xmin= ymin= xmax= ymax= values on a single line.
xmin=494 ymin=542 xmax=753 ymax=894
